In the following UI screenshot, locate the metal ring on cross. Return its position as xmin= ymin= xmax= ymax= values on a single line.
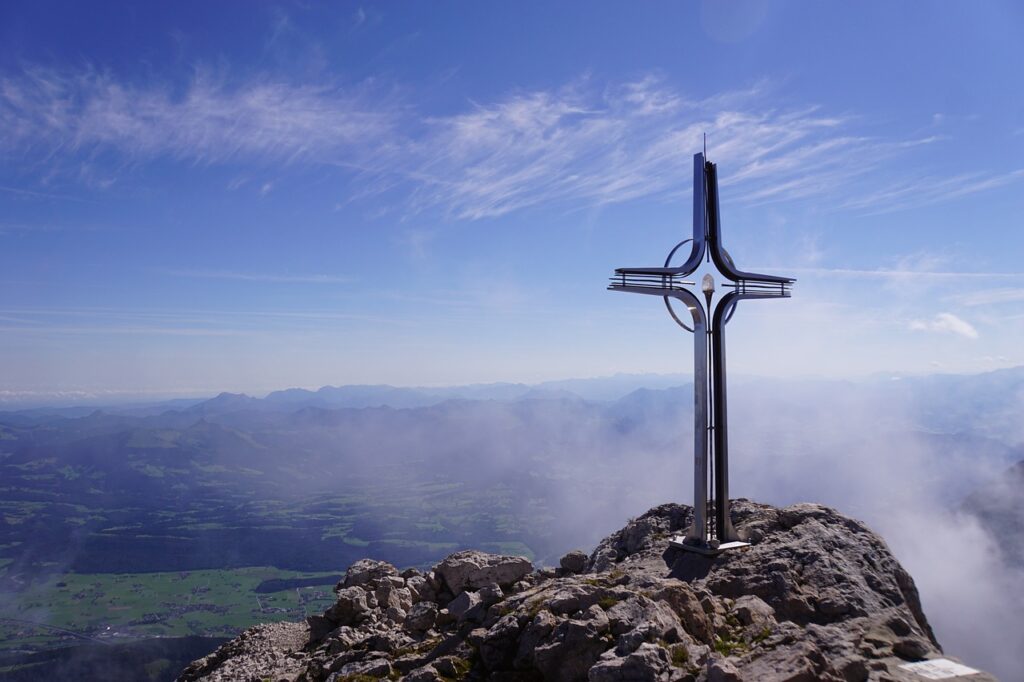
xmin=663 ymin=239 xmax=695 ymax=333
xmin=719 ymin=247 xmax=738 ymax=325
xmin=722 ymin=299 xmax=737 ymax=325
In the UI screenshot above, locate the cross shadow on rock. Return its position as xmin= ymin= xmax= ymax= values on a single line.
xmin=662 ymin=546 xmax=716 ymax=582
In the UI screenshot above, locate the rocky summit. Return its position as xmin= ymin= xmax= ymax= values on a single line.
xmin=178 ymin=500 xmax=994 ymax=681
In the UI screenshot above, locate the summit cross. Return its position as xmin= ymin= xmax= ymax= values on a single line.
xmin=608 ymin=152 xmax=795 ymax=555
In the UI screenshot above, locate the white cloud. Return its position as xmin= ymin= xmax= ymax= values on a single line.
xmin=910 ymin=312 xmax=979 ymax=339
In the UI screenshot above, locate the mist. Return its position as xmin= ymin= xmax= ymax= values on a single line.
xmin=315 ymin=376 xmax=1024 ymax=678
xmin=726 ymin=383 xmax=1024 ymax=679
xmin=462 ymin=376 xmax=1024 ymax=676
xmin=247 ymin=375 xmax=1024 ymax=679
xmin=3 ymin=371 xmax=1022 ymax=679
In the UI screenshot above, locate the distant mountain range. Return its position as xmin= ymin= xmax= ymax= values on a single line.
xmin=0 ymin=373 xmax=692 ymax=412
xmin=2 ymin=366 xmax=1023 ymax=579
xmin=8 ymin=367 xmax=1024 ymax=444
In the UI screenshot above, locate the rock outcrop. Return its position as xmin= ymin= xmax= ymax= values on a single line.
xmin=178 ymin=500 xmax=995 ymax=681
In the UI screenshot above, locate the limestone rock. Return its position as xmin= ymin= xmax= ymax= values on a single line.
xmin=434 ymin=549 xmax=533 ymax=595
xmin=403 ymin=665 xmax=440 ymax=681
xmin=340 ymin=558 xmax=399 ymax=589
xmin=589 ymin=642 xmax=673 ymax=681
xmin=479 ymin=613 xmax=521 ymax=669
xmin=325 ymin=586 xmax=373 ymax=626
xmin=177 ymin=501 xmax=997 ymax=682
xmin=177 ymin=622 xmax=308 ymax=681
xmin=534 ymin=615 xmax=609 ymax=680
xmin=336 ymin=656 xmax=392 ymax=677
xmin=732 ymin=594 xmax=775 ymax=627
xmin=403 ymin=601 xmax=437 ymax=633
xmin=446 ymin=589 xmax=481 ymax=620
xmin=478 ymin=581 xmax=504 ymax=605
xmin=560 ymin=549 xmax=589 ymax=575
xmin=405 ymin=574 xmax=434 ymax=603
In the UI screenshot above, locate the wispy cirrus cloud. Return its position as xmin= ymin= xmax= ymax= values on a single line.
xmin=0 ymin=183 xmax=95 ymax=202
xmin=781 ymin=266 xmax=1024 ymax=280
xmin=2 ymin=67 xmax=1021 ymax=219
xmin=952 ymin=288 xmax=1024 ymax=307
xmin=0 ymin=220 xmax=115 ymax=236
xmin=0 ymin=67 xmax=395 ymax=166
xmin=161 ymin=269 xmax=350 ymax=284
xmin=0 ymin=324 xmax=248 ymax=337
xmin=0 ymin=306 xmax=405 ymax=340
xmin=405 ymin=80 xmax=877 ymax=218
xmin=840 ymin=169 xmax=1024 ymax=214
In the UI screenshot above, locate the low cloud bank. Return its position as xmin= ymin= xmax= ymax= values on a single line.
xmin=3 ymin=373 xmax=1021 ymax=677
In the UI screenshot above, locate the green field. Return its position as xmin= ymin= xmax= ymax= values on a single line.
xmin=0 ymin=567 xmax=339 ymax=653
xmin=0 ymin=399 xmax=587 ymax=670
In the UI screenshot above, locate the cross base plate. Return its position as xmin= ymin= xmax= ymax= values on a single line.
xmin=669 ymin=535 xmax=751 ymax=556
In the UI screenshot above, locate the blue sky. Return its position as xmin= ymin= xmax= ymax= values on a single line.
xmin=1 ymin=1 xmax=1023 ymax=400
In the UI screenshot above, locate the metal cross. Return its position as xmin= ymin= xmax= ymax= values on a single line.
xmin=608 ymin=152 xmax=795 ymax=555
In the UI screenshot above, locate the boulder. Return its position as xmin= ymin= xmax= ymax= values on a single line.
xmin=479 ymin=613 xmax=521 ymax=670
xmin=588 ymin=643 xmax=673 ymax=681
xmin=544 ymin=583 xmax=606 ymax=615
xmin=335 ymin=657 xmax=391 ymax=677
xmin=560 ymin=549 xmax=588 ymax=575
xmin=433 ymin=656 xmax=470 ymax=678
xmin=707 ymin=657 xmax=742 ymax=682
xmin=447 ymin=590 xmax=482 ymax=620
xmin=732 ymin=640 xmax=826 ymax=681
xmin=434 ymin=550 xmax=533 ymax=595
xmin=325 ymin=586 xmax=373 ymax=626
xmin=534 ymin=615 xmax=609 ymax=681
xmin=404 ymin=601 xmax=438 ymax=633
xmin=403 ymin=665 xmax=441 ymax=682
xmin=375 ymin=582 xmax=413 ymax=613
xmin=339 ymin=559 xmax=399 ymax=589
xmin=478 ymin=581 xmax=505 ymax=605
xmin=650 ymin=581 xmax=713 ymax=644
xmin=405 ymin=575 xmax=434 ymax=603
xmin=514 ymin=609 xmax=559 ymax=669
xmin=732 ymin=594 xmax=775 ymax=627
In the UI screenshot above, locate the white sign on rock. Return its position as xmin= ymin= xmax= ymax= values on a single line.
xmin=898 ymin=658 xmax=982 ymax=680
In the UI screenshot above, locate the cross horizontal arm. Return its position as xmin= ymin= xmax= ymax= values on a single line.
xmin=723 ymin=270 xmax=796 ymax=285
xmin=728 ymin=279 xmax=794 ymax=297
xmin=608 ymin=272 xmax=695 ymax=293
xmin=614 ymin=266 xmax=697 ymax=276
xmin=608 ymin=284 xmax=698 ymax=298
